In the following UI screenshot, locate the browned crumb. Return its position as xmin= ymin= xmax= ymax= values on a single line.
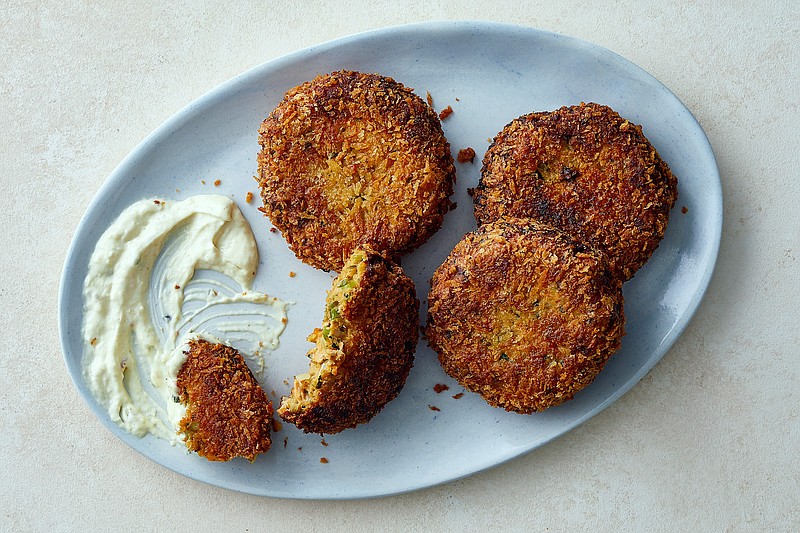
xmin=283 ymin=437 xmax=288 ymax=448
xmin=457 ymin=147 xmax=476 ymax=163
xmin=153 ymin=199 xmax=161 ymax=205
xmin=174 ymin=284 xmax=180 ymax=290
xmin=269 ymin=227 xmax=277 ymax=234
xmin=682 ymin=206 xmax=688 ymax=214
xmin=320 ymin=457 xmax=329 ymax=464
xmin=270 ymin=418 xmax=283 ymax=432
xmin=428 ymin=405 xmax=440 ymax=412
xmin=245 ymin=191 xmax=254 ymax=204
xmin=455 ymin=97 xmax=460 ymax=102
xmin=281 ymin=317 xmax=287 ymax=324
xmin=452 ymin=393 xmax=464 ymax=399
xmin=289 ymin=271 xmax=296 ymax=278
xmin=321 ymin=438 xmax=328 ymax=446
xmin=201 ymin=180 xmax=206 ymax=185
xmin=176 ymin=338 xmax=273 ymax=462
xmin=433 ymin=383 xmax=449 ymax=393
xmin=426 ymin=91 xmax=433 ymax=107
xmin=90 ymin=337 xmax=97 ymax=346
xmin=297 ymin=447 xmax=303 ymax=451
xmin=439 ymin=105 xmax=453 ymax=120
xmin=214 ymin=179 xmax=221 ymax=186
xmin=467 ymin=187 xmax=475 ymax=197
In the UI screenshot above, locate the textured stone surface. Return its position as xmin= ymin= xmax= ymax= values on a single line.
xmin=1 ymin=1 xmax=798 ymax=530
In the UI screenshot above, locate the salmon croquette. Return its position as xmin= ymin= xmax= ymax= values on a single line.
xmin=425 ymin=219 xmax=625 ymax=414
xmin=257 ymin=70 xmax=456 ymax=272
xmin=176 ymin=338 xmax=273 ymax=462
xmin=474 ymin=103 xmax=677 ymax=281
xmin=278 ymin=247 xmax=419 ymax=434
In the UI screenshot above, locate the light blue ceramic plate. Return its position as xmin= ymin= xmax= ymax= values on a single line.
xmin=59 ymin=21 xmax=722 ymax=499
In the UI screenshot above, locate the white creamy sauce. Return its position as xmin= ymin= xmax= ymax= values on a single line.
xmin=82 ymin=195 xmax=287 ymax=443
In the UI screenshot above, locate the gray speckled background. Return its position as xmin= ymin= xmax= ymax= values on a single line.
xmin=1 ymin=1 xmax=797 ymax=530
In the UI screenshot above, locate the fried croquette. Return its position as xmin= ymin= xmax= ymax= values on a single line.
xmin=278 ymin=247 xmax=419 ymax=434
xmin=474 ymin=103 xmax=677 ymax=281
xmin=257 ymin=70 xmax=455 ymax=272
xmin=425 ymin=218 xmax=625 ymax=414
xmin=176 ymin=338 xmax=272 ymax=461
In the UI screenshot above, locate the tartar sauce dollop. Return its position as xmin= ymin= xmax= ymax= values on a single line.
xmin=82 ymin=195 xmax=287 ymax=443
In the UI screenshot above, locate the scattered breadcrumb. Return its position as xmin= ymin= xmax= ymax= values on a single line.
xmin=467 ymin=187 xmax=476 ymax=197
xmin=439 ymin=105 xmax=453 ymax=120
xmin=289 ymin=271 xmax=296 ymax=278
xmin=245 ymin=191 xmax=254 ymax=204
xmin=201 ymin=180 xmax=206 ymax=185
xmin=283 ymin=437 xmax=288 ymax=448
xmin=433 ymin=383 xmax=449 ymax=393
xmin=270 ymin=227 xmax=277 ymax=234
xmin=426 ymin=91 xmax=434 ymax=107
xmin=682 ymin=206 xmax=688 ymax=214
xmin=297 ymin=447 xmax=303 ymax=451
xmin=153 ymin=200 xmax=161 ymax=205
xmin=455 ymin=97 xmax=460 ymax=102
xmin=174 ymin=284 xmax=180 ymax=289
xmin=214 ymin=179 xmax=221 ymax=186
xmin=428 ymin=405 xmax=440 ymax=412
xmin=90 ymin=337 xmax=97 ymax=346
xmin=271 ymin=418 xmax=283 ymax=432
xmin=457 ymin=147 xmax=476 ymax=163
xmin=452 ymin=393 xmax=464 ymax=399
xmin=320 ymin=457 xmax=329 ymax=464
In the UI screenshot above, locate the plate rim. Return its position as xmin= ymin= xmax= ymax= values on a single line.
xmin=58 ymin=19 xmax=723 ymax=499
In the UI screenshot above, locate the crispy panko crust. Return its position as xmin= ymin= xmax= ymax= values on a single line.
xmin=474 ymin=103 xmax=677 ymax=281
xmin=176 ymin=339 xmax=272 ymax=462
xmin=425 ymin=219 xmax=625 ymax=413
xmin=278 ymin=247 xmax=419 ymax=434
xmin=257 ymin=70 xmax=455 ymax=272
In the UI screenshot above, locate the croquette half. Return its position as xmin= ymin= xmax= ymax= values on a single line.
xmin=176 ymin=338 xmax=273 ymax=462
xmin=425 ymin=219 xmax=625 ymax=414
xmin=257 ymin=70 xmax=455 ymax=272
xmin=474 ymin=103 xmax=677 ymax=281
xmin=278 ymin=247 xmax=419 ymax=434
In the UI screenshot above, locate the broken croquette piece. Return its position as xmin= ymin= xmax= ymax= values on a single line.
xmin=278 ymin=247 xmax=419 ymax=434
xmin=176 ymin=338 xmax=273 ymax=462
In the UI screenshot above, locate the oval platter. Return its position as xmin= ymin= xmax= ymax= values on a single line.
xmin=59 ymin=21 xmax=722 ymax=499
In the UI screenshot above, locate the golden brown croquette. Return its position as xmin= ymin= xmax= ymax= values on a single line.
xmin=474 ymin=103 xmax=677 ymax=281
xmin=257 ymin=70 xmax=456 ymax=272
xmin=425 ymin=218 xmax=625 ymax=414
